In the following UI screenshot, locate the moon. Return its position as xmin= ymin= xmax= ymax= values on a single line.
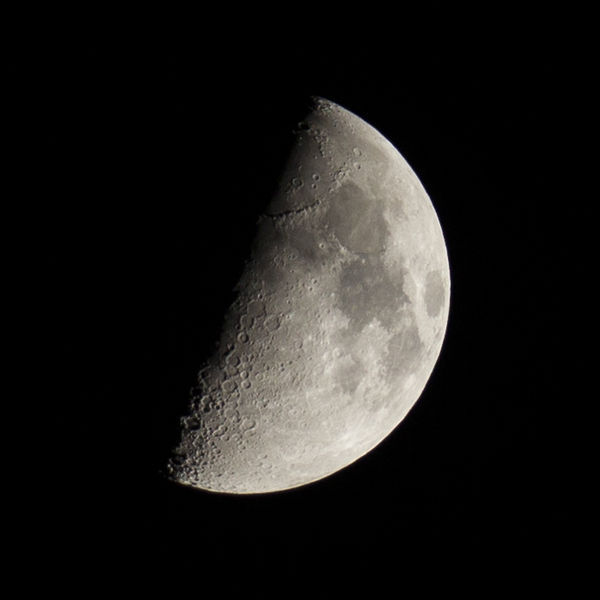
xmin=167 ymin=97 xmax=450 ymax=494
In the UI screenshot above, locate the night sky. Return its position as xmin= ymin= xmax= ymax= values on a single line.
xmin=13 ymin=30 xmax=584 ymax=594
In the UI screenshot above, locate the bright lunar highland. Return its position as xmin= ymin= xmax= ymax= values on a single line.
xmin=167 ymin=97 xmax=450 ymax=494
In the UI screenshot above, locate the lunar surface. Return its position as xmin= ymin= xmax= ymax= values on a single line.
xmin=167 ymin=97 xmax=450 ymax=494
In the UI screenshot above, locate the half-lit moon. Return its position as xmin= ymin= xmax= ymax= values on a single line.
xmin=167 ymin=97 xmax=450 ymax=494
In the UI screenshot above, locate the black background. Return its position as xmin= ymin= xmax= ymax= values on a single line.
xmin=11 ymin=27 xmax=586 ymax=594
